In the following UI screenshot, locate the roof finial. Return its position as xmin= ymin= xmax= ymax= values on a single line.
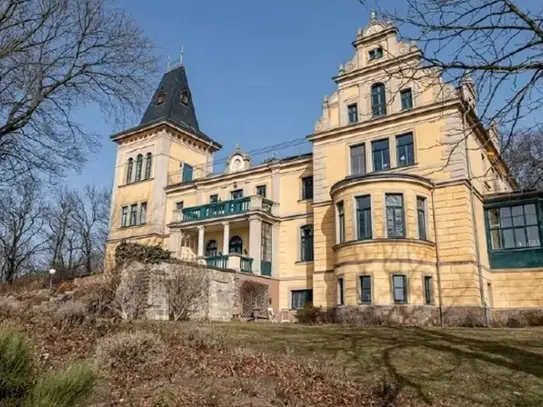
xmin=167 ymin=53 xmax=171 ymax=71
xmin=370 ymin=10 xmax=377 ymax=21
xmin=235 ymin=142 xmax=241 ymax=151
xmin=180 ymin=45 xmax=184 ymax=66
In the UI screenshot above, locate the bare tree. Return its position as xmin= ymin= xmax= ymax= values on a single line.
xmin=502 ymin=129 xmax=543 ymax=190
xmin=162 ymin=264 xmax=209 ymax=321
xmin=0 ymin=0 xmax=156 ymax=184
xmin=362 ymin=0 xmax=543 ymax=150
xmin=0 ymin=179 xmax=46 ymax=283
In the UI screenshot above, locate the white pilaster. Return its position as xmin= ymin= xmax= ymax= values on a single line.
xmin=222 ymin=222 xmax=230 ymax=255
xmin=249 ymin=216 xmax=262 ymax=274
xmin=197 ymin=226 xmax=205 ymax=257
xmin=168 ymin=229 xmax=183 ymax=258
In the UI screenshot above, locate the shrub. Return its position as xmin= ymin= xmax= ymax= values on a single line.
xmin=51 ymin=301 xmax=89 ymax=331
xmin=0 ymin=328 xmax=33 ymax=398
xmin=77 ymin=272 xmax=120 ymax=318
xmin=95 ymin=331 xmax=165 ymax=371
xmin=295 ymin=304 xmax=322 ymax=324
xmin=525 ymin=309 xmax=543 ymax=327
xmin=0 ymin=297 xmax=23 ymax=318
xmin=29 ymin=362 xmax=97 ymax=407
xmin=115 ymin=242 xmax=171 ymax=266
xmin=182 ymin=325 xmax=225 ymax=350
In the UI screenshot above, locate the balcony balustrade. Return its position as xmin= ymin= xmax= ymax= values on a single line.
xmin=205 ymin=254 xmax=257 ymax=273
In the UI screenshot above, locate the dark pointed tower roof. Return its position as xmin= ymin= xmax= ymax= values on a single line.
xmin=111 ymin=64 xmax=221 ymax=150
xmin=140 ymin=65 xmax=200 ymax=132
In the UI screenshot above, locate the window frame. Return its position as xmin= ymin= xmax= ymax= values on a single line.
xmin=121 ymin=206 xmax=128 ymax=228
xmin=175 ymin=201 xmax=184 ymax=211
xmin=135 ymin=154 xmax=143 ymax=182
xmin=126 ymin=158 xmax=133 ymax=184
xmin=290 ymin=289 xmax=313 ymax=310
xmin=139 ymin=202 xmax=147 ymax=225
xmin=350 ymin=143 xmax=366 ymax=175
xmin=369 ymin=47 xmax=383 ymax=60
xmin=371 ymin=83 xmax=387 ymax=117
xmin=229 ymin=235 xmax=243 ymax=254
xmin=486 ymin=203 xmax=541 ymax=251
xmin=386 ymin=193 xmax=405 ymax=238
xmin=182 ymin=163 xmax=193 ymax=183
xmin=360 ymin=275 xmax=372 ymax=304
xmin=392 ymin=274 xmax=408 ymax=304
xmin=301 ymin=176 xmax=313 ymax=201
xmin=347 ymin=103 xmax=359 ymax=124
xmin=231 ymin=189 xmax=243 ymax=200
xmin=424 ymin=275 xmax=433 ymax=305
xmin=417 ymin=196 xmax=427 ymax=241
xmin=206 ymin=240 xmax=218 ymax=257
xmin=300 ymin=225 xmax=314 ymax=262
xmin=256 ymin=185 xmax=267 ymax=198
xmin=129 ymin=204 xmax=138 ymax=227
xmin=356 ymin=195 xmax=372 ymax=240
xmin=396 ymin=133 xmax=415 ymax=167
xmin=400 ymin=88 xmax=413 ymax=110
xmin=337 ymin=277 xmax=345 ymax=306
xmin=144 ymin=153 xmax=152 ymax=180
xmin=209 ymin=194 xmax=219 ymax=203
xmin=372 ymin=138 xmax=390 ymax=171
xmin=337 ymin=201 xmax=346 ymax=244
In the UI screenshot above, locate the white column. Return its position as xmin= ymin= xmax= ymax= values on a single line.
xmin=197 ymin=226 xmax=205 ymax=257
xmin=249 ymin=216 xmax=262 ymax=274
xmin=272 ymin=224 xmax=280 ymax=277
xmin=222 ymin=222 xmax=230 ymax=255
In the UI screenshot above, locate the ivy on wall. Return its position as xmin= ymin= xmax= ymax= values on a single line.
xmin=115 ymin=242 xmax=171 ymax=266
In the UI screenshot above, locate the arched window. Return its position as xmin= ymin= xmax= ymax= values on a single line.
xmin=135 ymin=154 xmax=143 ymax=182
xmin=144 ymin=153 xmax=152 ymax=180
xmin=229 ymin=236 xmax=243 ymax=254
xmin=126 ymin=158 xmax=133 ymax=184
xmin=371 ymin=83 xmax=386 ymax=117
xmin=206 ymin=240 xmax=218 ymax=257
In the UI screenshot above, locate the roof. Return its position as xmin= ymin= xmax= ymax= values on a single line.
xmin=111 ymin=65 xmax=221 ymax=149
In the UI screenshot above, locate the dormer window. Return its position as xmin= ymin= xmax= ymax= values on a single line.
xmin=369 ymin=47 xmax=383 ymax=61
xmin=156 ymin=90 xmax=166 ymax=106
xmin=180 ymin=90 xmax=189 ymax=105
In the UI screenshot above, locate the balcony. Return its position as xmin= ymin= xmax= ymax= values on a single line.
xmin=206 ymin=254 xmax=255 ymax=273
xmin=172 ymin=195 xmax=275 ymax=223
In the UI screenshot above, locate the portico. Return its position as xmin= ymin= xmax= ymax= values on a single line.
xmin=168 ymin=195 xmax=279 ymax=276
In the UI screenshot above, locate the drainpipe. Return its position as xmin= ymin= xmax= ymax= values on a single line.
xmin=462 ymin=106 xmax=490 ymax=326
xmin=431 ymin=187 xmax=444 ymax=327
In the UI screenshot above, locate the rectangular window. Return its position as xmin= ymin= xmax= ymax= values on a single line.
xmin=209 ymin=194 xmax=218 ymax=203
xmin=175 ymin=201 xmax=184 ymax=211
xmin=291 ymin=289 xmax=313 ymax=309
xmin=372 ymin=138 xmax=390 ymax=171
xmin=360 ymin=275 xmax=372 ymax=304
xmin=337 ymin=201 xmax=345 ymax=243
xmin=231 ymin=189 xmax=243 ymax=200
xmin=139 ymin=202 xmax=147 ymax=225
xmin=369 ymin=47 xmax=383 ymax=60
xmin=397 ymin=133 xmax=414 ymax=167
xmin=182 ymin=163 xmax=193 ymax=182
xmin=356 ymin=195 xmax=372 ymax=239
xmin=386 ymin=194 xmax=405 ymax=238
xmin=256 ymin=185 xmax=267 ymax=197
xmin=487 ymin=203 xmax=541 ymax=250
xmin=417 ymin=196 xmax=427 ymax=240
xmin=129 ymin=204 xmax=138 ymax=226
xmin=392 ymin=274 xmax=407 ymax=304
xmin=424 ymin=276 xmax=433 ymax=305
xmin=301 ymin=176 xmax=313 ymax=200
xmin=400 ymin=88 xmax=413 ymax=110
xmin=300 ymin=225 xmax=314 ymax=262
xmin=121 ymin=206 xmax=128 ymax=228
xmin=347 ymin=103 xmax=358 ymax=124
xmin=337 ymin=278 xmax=345 ymax=306
xmin=261 ymin=222 xmax=272 ymax=262
xmin=350 ymin=144 xmax=366 ymax=175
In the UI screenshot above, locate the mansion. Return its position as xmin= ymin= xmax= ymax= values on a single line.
xmin=106 ymin=16 xmax=543 ymax=324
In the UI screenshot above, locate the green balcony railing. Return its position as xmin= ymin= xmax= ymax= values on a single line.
xmin=261 ymin=261 xmax=272 ymax=276
xmin=183 ymin=197 xmax=250 ymax=221
xmin=240 ymin=257 xmax=253 ymax=273
xmin=206 ymin=256 xmax=228 ymax=269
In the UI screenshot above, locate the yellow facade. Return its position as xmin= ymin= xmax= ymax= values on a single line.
xmin=106 ymin=17 xmax=543 ymax=324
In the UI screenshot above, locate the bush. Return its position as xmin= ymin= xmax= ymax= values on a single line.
xmin=0 ymin=297 xmax=23 ymax=318
xmin=182 ymin=325 xmax=225 ymax=350
xmin=95 ymin=331 xmax=165 ymax=371
xmin=525 ymin=309 xmax=543 ymax=327
xmin=29 ymin=362 xmax=97 ymax=407
xmin=0 ymin=328 xmax=33 ymax=398
xmin=51 ymin=301 xmax=89 ymax=330
xmin=115 ymin=242 xmax=171 ymax=266
xmin=295 ymin=304 xmax=322 ymax=324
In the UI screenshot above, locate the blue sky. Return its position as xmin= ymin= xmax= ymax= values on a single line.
xmin=67 ymin=0 xmax=373 ymax=188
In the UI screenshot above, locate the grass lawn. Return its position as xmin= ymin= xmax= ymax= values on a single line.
xmin=209 ymin=323 xmax=543 ymax=407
